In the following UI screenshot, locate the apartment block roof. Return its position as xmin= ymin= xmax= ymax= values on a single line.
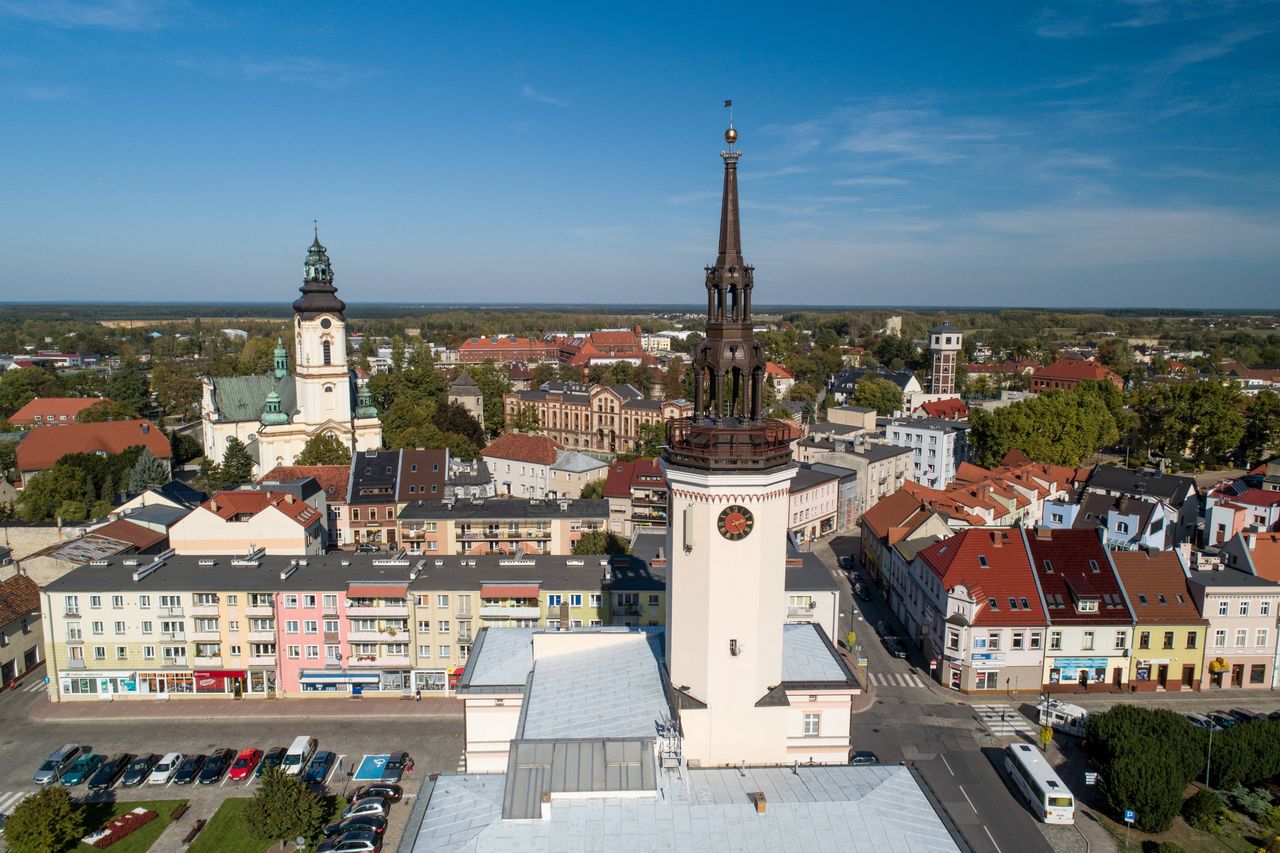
xmin=917 ymin=528 xmax=1047 ymax=627
xmin=601 ymin=458 xmax=665 ymax=499
xmin=1086 ymin=466 xmax=1197 ymax=508
xmin=0 ymin=573 xmax=39 ymax=626
xmin=17 ymin=419 xmax=172 ymax=472
xmin=261 ymin=465 xmax=351 ymax=503
xmin=1186 ymin=567 xmax=1280 ymax=590
xmin=399 ymin=497 xmax=607 ymax=521
xmin=790 ymin=466 xmax=839 ymax=493
xmin=200 ymin=490 xmax=321 ymax=527
xmin=1025 ymin=528 xmax=1133 ymax=625
xmin=482 ymin=433 xmax=563 ymax=466
xmin=1109 ymin=551 xmax=1205 ymax=625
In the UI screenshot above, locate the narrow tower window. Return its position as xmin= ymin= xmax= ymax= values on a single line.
xmin=322 ymin=340 xmax=332 ymax=366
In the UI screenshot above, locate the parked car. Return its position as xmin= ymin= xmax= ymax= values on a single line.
xmin=256 ymin=746 xmax=288 ymax=778
xmin=839 ymin=556 xmax=853 ymax=569
xmin=379 ymin=752 xmax=413 ymax=783
xmin=1184 ymin=713 xmax=1223 ymax=733
xmin=172 ymin=754 xmax=207 ymax=785
xmin=304 ymin=751 xmax=337 ymax=785
xmin=34 ymin=743 xmax=84 ymax=785
xmin=60 ymin=753 xmax=103 ymax=786
xmin=347 ymin=784 xmax=403 ymax=804
xmin=855 ymin=584 xmax=872 ymax=602
xmin=849 ymin=751 xmax=880 ymax=766
xmin=323 ymin=816 xmax=387 ymax=838
xmin=88 ymin=753 xmax=134 ymax=792
xmin=1228 ymin=709 xmax=1263 ymax=724
xmin=317 ymin=831 xmax=382 ymax=853
xmin=198 ymin=749 xmax=234 ymax=784
xmin=1269 ymin=711 xmax=1280 ymax=722
xmin=882 ymin=637 xmax=908 ymax=659
xmin=341 ymin=797 xmax=389 ymax=820
xmin=1209 ymin=711 xmax=1239 ymax=730
xmin=229 ymin=748 xmax=263 ymax=782
xmin=147 ymin=752 xmax=185 ymax=785
xmin=121 ymin=754 xmax=160 ymax=788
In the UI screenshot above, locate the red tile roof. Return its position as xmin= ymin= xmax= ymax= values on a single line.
xmin=602 ymin=458 xmax=664 ymax=499
xmin=917 ymin=398 xmax=968 ymax=420
xmin=765 ymin=362 xmax=795 ymax=379
xmin=0 ymin=573 xmax=39 ymax=627
xmin=16 ymin=419 xmax=171 ymax=473
xmin=347 ymin=582 xmax=409 ymax=599
xmin=1109 ymin=551 xmax=1205 ymax=625
xmin=1216 ymin=488 xmax=1280 ymax=509
xmin=459 ymin=336 xmax=549 ymax=351
xmin=261 ymin=465 xmax=351 ymax=502
xmin=917 ymin=528 xmax=1046 ymax=627
xmin=1245 ymin=532 xmax=1280 ymax=581
xmin=201 ymin=491 xmax=321 ymax=527
xmin=1033 ymin=358 xmax=1122 ymax=385
xmin=8 ymin=397 xmax=104 ymax=425
xmin=861 ymin=489 xmax=932 ymax=540
xmin=90 ymin=519 xmax=168 ymax=551
xmin=481 ymin=583 xmax=540 ymax=599
xmin=1025 ymin=528 xmax=1132 ymax=624
xmin=482 ymin=432 xmax=564 ymax=465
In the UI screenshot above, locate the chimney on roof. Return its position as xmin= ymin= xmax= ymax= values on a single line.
xmin=210 ymin=499 xmax=218 ymax=512
xmin=286 ymin=493 xmax=295 ymax=504
xmin=1246 ymin=529 xmax=1258 ymax=550
xmin=992 ymin=531 xmax=1003 ymax=547
xmin=1035 ymin=527 xmax=1051 ymax=540
xmin=141 ymin=422 xmax=149 ymax=434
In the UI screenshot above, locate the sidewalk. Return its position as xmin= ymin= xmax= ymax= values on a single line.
xmin=30 ymin=694 xmax=463 ymax=723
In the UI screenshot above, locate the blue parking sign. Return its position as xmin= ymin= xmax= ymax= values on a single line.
xmin=1124 ymin=809 xmax=1135 ymax=823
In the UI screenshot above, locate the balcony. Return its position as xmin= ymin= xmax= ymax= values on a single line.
xmin=348 ymin=655 xmax=411 ymax=669
xmin=65 ymin=636 xmax=84 ymax=645
xmin=457 ymin=633 xmax=473 ymax=644
xmin=346 ymin=604 xmax=409 ymax=618
xmin=479 ymin=605 xmax=540 ymax=620
xmin=66 ymin=658 xmax=87 ymax=669
xmin=456 ymin=610 xmax=473 ymax=621
xmin=63 ymin=610 xmax=81 ymax=619
xmin=192 ymin=655 xmax=222 ymax=667
xmin=248 ymin=654 xmax=276 ymax=666
xmin=190 ymin=603 xmax=220 ymax=617
xmin=161 ymin=631 xmax=186 ymax=641
xmin=347 ymin=630 xmax=407 ymax=643
xmin=163 ymin=658 xmax=189 ymax=668
xmin=245 ymin=604 xmax=274 ymax=617
xmin=191 ymin=629 xmax=220 ymax=642
xmin=322 ymin=607 xmax=339 ymax=617
xmin=787 ymin=606 xmax=817 ymax=619
xmin=160 ymin=606 xmax=184 ymax=618
xmin=248 ymin=630 xmax=276 ymax=643
xmin=323 ymin=631 xmax=341 ymax=644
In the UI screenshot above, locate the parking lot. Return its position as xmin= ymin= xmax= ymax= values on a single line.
xmin=0 ymin=672 xmax=464 ymax=850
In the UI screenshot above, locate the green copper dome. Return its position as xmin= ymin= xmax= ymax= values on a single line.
xmin=260 ymin=390 xmax=289 ymax=426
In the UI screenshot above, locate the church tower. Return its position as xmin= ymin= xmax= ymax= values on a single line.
xmin=664 ymin=117 xmax=797 ymax=767
xmin=292 ymin=229 xmax=353 ymax=426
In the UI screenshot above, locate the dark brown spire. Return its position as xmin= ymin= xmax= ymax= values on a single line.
xmin=293 ymin=229 xmax=346 ymax=319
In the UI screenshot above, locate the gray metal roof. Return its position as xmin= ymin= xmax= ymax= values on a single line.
xmin=520 ymin=631 xmax=670 ymax=741
xmin=410 ymin=764 xmax=960 ymax=852
xmin=502 ymin=738 xmax=656 ymax=820
xmin=1187 ymin=568 xmax=1279 ymax=589
xmin=551 ymin=450 xmax=608 ymax=474
xmin=625 ymin=532 xmax=837 ymax=593
xmin=781 ymin=623 xmax=848 ymax=683
xmin=207 ymin=372 xmax=298 ymax=423
xmin=399 ymin=498 xmax=608 ymax=521
xmin=119 ymin=503 xmax=191 ymax=527
xmin=461 ymin=628 xmax=536 ymax=689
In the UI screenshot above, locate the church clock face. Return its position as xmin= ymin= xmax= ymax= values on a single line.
xmin=717 ymin=504 xmax=754 ymax=541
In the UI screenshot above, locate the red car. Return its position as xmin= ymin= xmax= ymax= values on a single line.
xmin=228 ymin=748 xmax=263 ymax=782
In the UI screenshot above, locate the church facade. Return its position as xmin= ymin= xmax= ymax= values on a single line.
xmin=200 ymin=234 xmax=382 ymax=474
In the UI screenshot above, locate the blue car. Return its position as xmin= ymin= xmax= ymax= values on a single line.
xmin=304 ymin=751 xmax=336 ymax=785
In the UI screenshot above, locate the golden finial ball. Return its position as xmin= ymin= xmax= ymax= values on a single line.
xmin=725 ymin=126 xmax=738 ymax=144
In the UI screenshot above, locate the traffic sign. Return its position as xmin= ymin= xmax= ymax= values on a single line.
xmin=1085 ymin=772 xmax=1098 ymax=785
xmin=1124 ymin=809 xmax=1135 ymax=823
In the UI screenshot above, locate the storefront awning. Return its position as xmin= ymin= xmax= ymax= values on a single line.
xmin=347 ymin=583 xmax=408 ymax=599
xmin=193 ymin=670 xmax=247 ymax=679
xmin=480 ymin=583 xmax=540 ymax=599
xmin=300 ymin=671 xmax=379 ymax=683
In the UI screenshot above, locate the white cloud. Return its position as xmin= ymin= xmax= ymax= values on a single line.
xmin=0 ymin=0 xmax=172 ymax=31
xmin=520 ymin=84 xmax=568 ymax=108
xmin=174 ymin=55 xmax=379 ymax=89
xmin=11 ymin=82 xmax=80 ymax=101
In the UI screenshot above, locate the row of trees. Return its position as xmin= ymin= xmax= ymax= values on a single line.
xmin=15 ymin=447 xmax=167 ymax=522
xmin=968 ymin=381 xmax=1126 ymax=468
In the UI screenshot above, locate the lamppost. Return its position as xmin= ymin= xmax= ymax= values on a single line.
xmin=1205 ymin=724 xmax=1214 ymax=789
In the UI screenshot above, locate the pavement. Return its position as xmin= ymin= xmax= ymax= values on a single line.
xmin=29 ymin=691 xmax=463 ymax=722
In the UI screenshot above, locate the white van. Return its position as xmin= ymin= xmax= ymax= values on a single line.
xmin=1038 ymin=699 xmax=1088 ymax=737
xmin=281 ymin=736 xmax=318 ymax=776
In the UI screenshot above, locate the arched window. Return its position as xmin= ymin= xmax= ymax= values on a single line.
xmin=324 ymin=385 xmax=334 ymax=393
xmin=322 ymin=340 xmax=332 ymax=366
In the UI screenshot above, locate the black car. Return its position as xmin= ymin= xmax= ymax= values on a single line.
xmin=1208 ymin=711 xmax=1238 ymax=730
xmin=198 ymin=749 xmax=234 ymax=784
xmin=87 ymin=753 xmax=134 ymax=792
xmin=120 ymin=754 xmax=160 ymax=788
xmin=849 ymin=751 xmax=880 ymax=766
xmin=379 ymin=752 xmax=413 ymax=783
xmin=882 ymin=637 xmax=909 ymax=659
xmin=347 ymin=783 xmax=403 ymax=804
xmin=256 ymin=746 xmax=288 ymax=778
xmin=172 ymin=754 xmax=207 ymax=785
xmin=323 ymin=816 xmax=387 ymax=837
xmin=317 ymin=830 xmax=382 ymax=853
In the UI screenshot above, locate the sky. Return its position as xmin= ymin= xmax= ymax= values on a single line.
xmin=1 ymin=0 xmax=1278 ymax=309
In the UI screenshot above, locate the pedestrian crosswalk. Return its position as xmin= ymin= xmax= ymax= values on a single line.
xmin=0 ymin=791 xmax=33 ymax=817
xmin=868 ymin=671 xmax=927 ymax=688
xmin=17 ymin=679 xmax=45 ymax=692
xmin=973 ymin=703 xmax=1038 ymax=738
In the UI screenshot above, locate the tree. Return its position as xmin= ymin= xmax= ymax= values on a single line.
xmin=193 ymin=456 xmax=223 ymax=494
xmin=242 ymin=768 xmax=326 ymax=844
xmin=107 ymin=363 xmax=151 ymax=414
xmin=507 ymin=403 xmax=543 ymax=433
xmin=76 ymin=398 xmax=138 ymax=422
xmin=851 ymin=377 xmax=903 ymax=416
xmin=220 ymin=437 xmax=253 ymax=487
xmin=572 ymin=530 xmax=630 ymax=556
xmin=295 ymin=433 xmax=353 ymax=466
xmin=152 ymin=361 xmax=201 ymax=417
xmin=2 ymin=785 xmax=85 ymax=853
xmin=169 ymin=429 xmax=202 ymax=465
xmin=968 ymin=385 xmax=1120 ymax=468
xmin=433 ymin=400 xmax=485 ymax=445
xmin=127 ymin=448 xmax=167 ymax=493
xmin=17 ymin=465 xmax=94 ymax=521
xmin=787 ymin=381 xmax=818 ymax=406
xmin=579 ymin=479 xmax=606 ymax=499
xmin=1241 ymin=390 xmax=1280 ymax=466
xmin=0 ymin=367 xmax=64 ymax=419
xmin=626 ymin=421 xmax=666 ymax=460
xmin=467 ymin=361 xmax=514 ymax=435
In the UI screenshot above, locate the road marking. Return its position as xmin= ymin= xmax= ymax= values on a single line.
xmin=0 ymin=791 xmax=32 ymax=814
xmin=972 ymin=704 xmax=1038 ymax=738
xmin=941 ymin=755 xmax=955 ymax=776
xmin=220 ymin=773 xmax=230 ymax=788
xmin=983 ymin=825 xmax=1003 ymax=853
xmin=326 ymin=755 xmax=345 ymax=786
xmin=958 ymin=784 xmax=978 ymax=815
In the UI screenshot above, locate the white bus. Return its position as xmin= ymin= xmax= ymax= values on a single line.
xmin=1005 ymin=742 xmax=1075 ymax=824
xmin=1038 ymin=699 xmax=1089 ymax=738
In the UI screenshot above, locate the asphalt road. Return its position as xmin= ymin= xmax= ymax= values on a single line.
xmin=0 ymin=674 xmax=464 ymax=850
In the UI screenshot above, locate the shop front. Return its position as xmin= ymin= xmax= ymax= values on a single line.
xmin=193 ymin=670 xmax=248 ymax=696
xmin=58 ymin=671 xmax=139 ymax=699
xmin=1046 ymin=656 xmax=1125 ymax=692
xmin=1206 ymin=655 xmax=1271 ymax=689
xmin=299 ymin=670 xmax=379 ymax=693
xmin=414 ymin=669 xmax=447 ymax=693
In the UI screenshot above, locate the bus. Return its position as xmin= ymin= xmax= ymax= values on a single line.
xmin=1038 ymin=699 xmax=1089 ymax=738
xmin=1004 ymin=742 xmax=1075 ymax=824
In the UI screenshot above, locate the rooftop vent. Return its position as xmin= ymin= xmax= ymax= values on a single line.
xmin=89 ymin=559 xmax=111 ymax=566
xmin=280 ymin=564 xmax=299 ymax=581
xmin=197 ymin=559 xmax=216 ymax=567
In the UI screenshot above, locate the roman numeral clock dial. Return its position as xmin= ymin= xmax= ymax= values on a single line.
xmin=717 ymin=504 xmax=754 ymax=541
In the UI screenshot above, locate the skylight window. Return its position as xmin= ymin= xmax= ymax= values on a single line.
xmin=1138 ymin=594 xmax=1148 ymax=604
xmin=1043 ymin=560 xmax=1054 ymax=573
xmin=1020 ymin=597 xmax=1030 ymax=609
xmin=1157 ymin=594 xmax=1167 ymax=605
xmin=978 ymin=555 xmax=989 ymax=568
xmin=988 ymin=598 xmax=999 ymax=610
xmin=1088 ymin=560 xmax=1100 ymax=573
xmin=1008 ymin=597 xmax=1018 ymax=610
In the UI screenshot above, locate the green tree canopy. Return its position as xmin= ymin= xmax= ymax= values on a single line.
xmin=579 ymin=479 xmax=606 ymax=499
xmin=850 ymin=376 xmax=903 ymax=416
xmin=242 ymin=768 xmax=326 ymax=843
xmin=106 ymin=363 xmax=151 ymax=414
xmin=127 ymin=448 xmax=168 ymax=493
xmin=507 ymin=403 xmax=542 ymax=434
xmin=220 ymin=436 xmax=254 ymax=487
xmin=968 ymin=385 xmax=1120 ymax=467
xmin=572 ymin=530 xmax=630 ymax=556
xmin=294 ymin=433 xmax=353 ymax=466
xmin=2 ymin=784 xmax=85 ymax=853
xmin=76 ymin=398 xmax=138 ymax=422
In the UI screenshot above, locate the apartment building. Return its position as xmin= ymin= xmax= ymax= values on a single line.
xmin=602 ymin=458 xmax=669 ymax=537
xmin=168 ymin=491 xmax=326 ymax=555
xmin=397 ymin=498 xmax=608 ymax=557
xmin=482 ymin=432 xmax=608 ymax=499
xmin=883 ymin=415 xmax=970 ymax=489
xmin=343 ymin=449 xmax=447 ymax=550
xmin=39 ymin=552 xmax=620 ymax=701
xmin=1186 ymin=566 xmax=1280 ymax=690
xmin=788 ymin=466 xmax=839 ymax=544
xmin=501 ymin=383 xmax=690 ymax=456
xmin=1111 ymin=550 xmax=1207 ymax=692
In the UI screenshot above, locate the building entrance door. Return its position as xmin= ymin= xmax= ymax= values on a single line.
xmin=1231 ymin=664 xmax=1245 ymax=687
xmin=1182 ymin=665 xmax=1195 ymax=688
xmin=1157 ymin=664 xmax=1169 ymax=689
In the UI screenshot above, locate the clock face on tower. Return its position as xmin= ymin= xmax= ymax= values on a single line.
xmin=717 ymin=504 xmax=754 ymax=541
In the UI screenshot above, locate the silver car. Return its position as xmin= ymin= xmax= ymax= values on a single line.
xmin=34 ymin=743 xmax=83 ymax=785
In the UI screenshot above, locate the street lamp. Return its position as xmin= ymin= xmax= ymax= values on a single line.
xmin=1205 ymin=724 xmax=1214 ymax=790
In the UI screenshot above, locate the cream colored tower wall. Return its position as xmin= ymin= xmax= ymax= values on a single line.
xmin=665 ymin=463 xmax=796 ymax=766
xmin=294 ymin=314 xmax=352 ymax=425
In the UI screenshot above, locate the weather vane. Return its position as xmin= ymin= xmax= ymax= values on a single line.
xmin=723 ymin=99 xmax=738 ymax=150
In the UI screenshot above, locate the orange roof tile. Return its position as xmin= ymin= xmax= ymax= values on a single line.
xmin=16 ymin=419 xmax=171 ymax=473
xmin=201 ymin=491 xmax=321 ymax=527
xmin=9 ymin=397 xmax=105 ymax=425
xmin=261 ymin=465 xmax=351 ymax=503
xmin=482 ymin=432 xmax=564 ymax=465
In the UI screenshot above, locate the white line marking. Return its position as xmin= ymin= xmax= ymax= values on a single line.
xmin=941 ymin=755 xmax=955 ymax=777
xmin=958 ymin=784 xmax=978 ymax=815
xmin=984 ymin=825 xmax=1003 ymax=853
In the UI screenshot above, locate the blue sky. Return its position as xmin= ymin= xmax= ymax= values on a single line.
xmin=1 ymin=1 xmax=1277 ymax=308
